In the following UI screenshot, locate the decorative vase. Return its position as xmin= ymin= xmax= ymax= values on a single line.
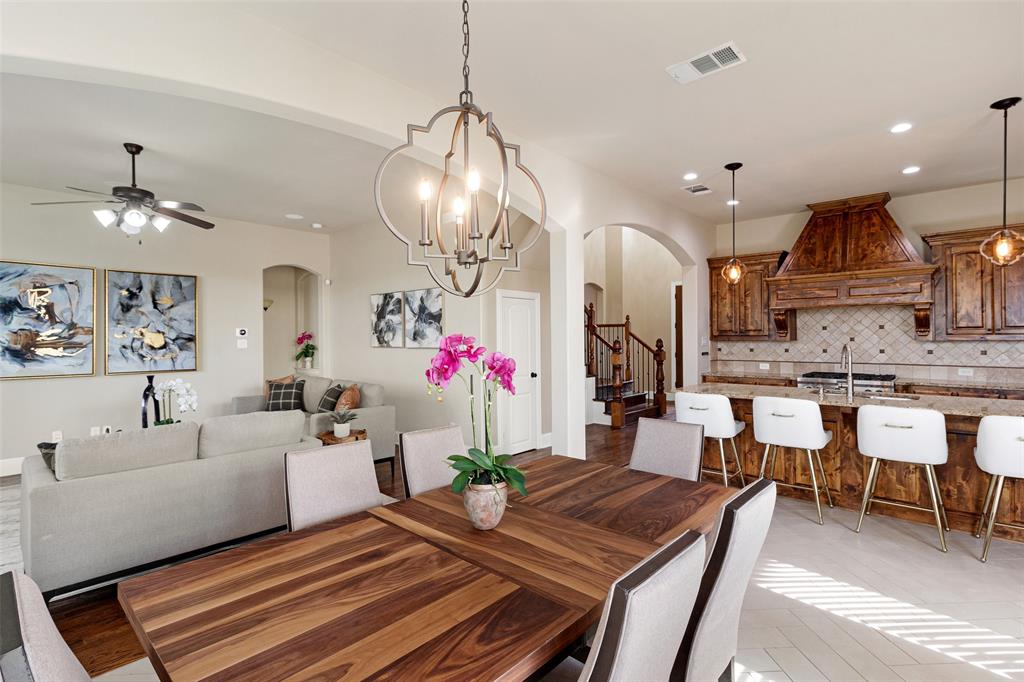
xmin=141 ymin=374 xmax=161 ymax=428
xmin=333 ymin=423 xmax=351 ymax=438
xmin=463 ymin=482 xmax=508 ymax=530
xmin=302 ymin=357 xmax=313 ymax=370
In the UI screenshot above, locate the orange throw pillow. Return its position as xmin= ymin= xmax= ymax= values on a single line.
xmin=264 ymin=374 xmax=295 ymax=398
xmin=336 ymin=384 xmax=361 ymax=410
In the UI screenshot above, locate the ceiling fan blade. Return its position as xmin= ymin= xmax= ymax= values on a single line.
xmin=65 ymin=186 xmax=115 ymax=197
xmin=155 ymin=199 xmax=205 ymax=212
xmin=30 ymin=200 xmax=121 ymax=206
xmin=153 ymin=205 xmax=215 ymax=230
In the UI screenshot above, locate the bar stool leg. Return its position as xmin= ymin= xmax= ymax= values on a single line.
xmin=976 ymin=474 xmax=997 ymax=538
xmin=806 ymin=449 xmax=824 ymax=525
xmin=717 ymin=438 xmax=730 ymax=487
xmin=929 ymin=465 xmax=950 ymax=532
xmin=759 ymin=444 xmax=771 ymax=478
xmin=923 ymin=464 xmax=948 ymax=553
xmin=856 ymin=457 xmax=880 ymax=532
xmin=865 ymin=462 xmax=880 ymax=516
xmin=729 ymin=437 xmax=746 ymax=487
xmin=981 ymin=475 xmax=1005 ymax=563
xmin=769 ymin=447 xmax=779 ymax=481
xmin=814 ymin=450 xmax=834 ymax=508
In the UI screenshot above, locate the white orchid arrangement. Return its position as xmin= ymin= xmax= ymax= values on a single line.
xmin=154 ymin=379 xmax=198 ymax=425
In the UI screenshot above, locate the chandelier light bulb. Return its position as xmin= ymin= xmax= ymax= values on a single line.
xmin=418 ymin=179 xmax=432 ymax=201
xmin=467 ymin=168 xmax=481 ymax=193
xmin=726 ymin=199 xmax=740 ymax=206
xmin=452 ymin=197 xmax=465 ymax=217
xmin=151 ymin=215 xmax=171 ymax=232
xmin=93 ymin=209 xmax=117 ymax=227
xmin=123 ymin=208 xmax=147 ymax=228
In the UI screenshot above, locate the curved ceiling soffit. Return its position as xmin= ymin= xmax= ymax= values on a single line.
xmin=585 ymin=222 xmax=696 ymax=268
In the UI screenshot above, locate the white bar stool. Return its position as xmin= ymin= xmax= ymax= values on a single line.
xmin=752 ymin=396 xmax=834 ymax=524
xmin=856 ymin=404 xmax=949 ymax=552
xmin=974 ymin=415 xmax=1024 ymax=563
xmin=675 ymin=392 xmax=746 ymax=487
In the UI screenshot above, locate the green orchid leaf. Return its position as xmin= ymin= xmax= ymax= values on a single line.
xmin=466 ymin=448 xmax=492 ymax=470
xmin=451 ymin=470 xmax=472 ymax=494
xmin=450 ymin=459 xmax=480 ymax=472
xmin=447 ymin=454 xmax=474 ymax=465
xmin=495 ymin=454 xmax=514 ymax=465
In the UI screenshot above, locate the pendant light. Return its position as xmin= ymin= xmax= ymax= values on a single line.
xmin=374 ymin=0 xmax=546 ymax=298
xmin=980 ymin=96 xmax=1023 ymax=267
xmin=722 ymin=162 xmax=746 ymax=285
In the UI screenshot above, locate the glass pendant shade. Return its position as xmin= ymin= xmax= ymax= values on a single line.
xmin=123 ymin=208 xmax=147 ymax=228
xmin=151 ymin=215 xmax=171 ymax=232
xmin=722 ymin=257 xmax=747 ymax=285
xmin=721 ymin=161 xmax=746 ymax=285
xmin=93 ymin=209 xmax=117 ymax=227
xmin=980 ymin=228 xmax=1024 ymax=266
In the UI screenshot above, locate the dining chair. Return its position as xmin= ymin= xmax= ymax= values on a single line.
xmin=285 ymin=441 xmax=397 ymax=532
xmin=629 ymin=417 xmax=704 ymax=481
xmin=0 ymin=570 xmax=90 ymax=681
xmin=542 ymin=530 xmax=707 ymax=681
xmin=674 ymin=479 xmax=777 ymax=682
xmin=400 ymin=425 xmax=465 ymax=497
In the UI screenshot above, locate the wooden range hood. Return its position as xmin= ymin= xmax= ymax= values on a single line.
xmin=766 ymin=192 xmax=937 ymax=338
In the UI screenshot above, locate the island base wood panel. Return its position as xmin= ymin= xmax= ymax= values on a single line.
xmin=700 ymin=401 xmax=1024 ymax=543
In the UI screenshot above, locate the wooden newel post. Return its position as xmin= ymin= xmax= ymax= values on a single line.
xmin=610 ymin=339 xmax=625 ymax=430
xmin=623 ymin=315 xmax=632 ymax=382
xmin=654 ymin=338 xmax=667 ymax=416
xmin=586 ymin=303 xmax=596 ymax=376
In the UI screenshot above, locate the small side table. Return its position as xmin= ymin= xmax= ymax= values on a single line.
xmin=315 ymin=429 xmax=396 ymax=481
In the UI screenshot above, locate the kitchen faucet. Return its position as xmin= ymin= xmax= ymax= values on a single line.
xmin=840 ymin=343 xmax=854 ymax=403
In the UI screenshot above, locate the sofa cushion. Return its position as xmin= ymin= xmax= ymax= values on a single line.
xmin=338 ymin=384 xmax=361 ymax=410
xmin=299 ymin=374 xmax=333 ymax=414
xmin=199 ymin=410 xmax=305 ymax=458
xmin=317 ymin=383 xmax=345 ymax=413
xmin=335 ymin=379 xmax=385 ymax=408
xmin=54 ymin=422 xmax=199 ymax=481
xmin=263 ymin=373 xmax=295 ymax=398
xmin=268 ymin=380 xmax=305 ymax=412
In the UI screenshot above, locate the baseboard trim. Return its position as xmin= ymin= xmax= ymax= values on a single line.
xmin=538 ymin=432 xmax=552 ymax=449
xmin=0 ymin=457 xmax=23 ymax=478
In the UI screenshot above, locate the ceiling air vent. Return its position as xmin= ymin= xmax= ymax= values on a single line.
xmin=666 ymin=42 xmax=746 ymax=85
xmin=683 ymin=184 xmax=712 ymax=196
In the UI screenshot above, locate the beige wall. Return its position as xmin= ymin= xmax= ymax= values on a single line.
xmin=621 ymin=227 xmax=683 ymax=351
xmin=0 ymin=183 xmax=330 ymax=468
xmin=262 ymin=266 xmax=299 ymax=379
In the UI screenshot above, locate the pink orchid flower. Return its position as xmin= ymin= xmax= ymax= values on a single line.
xmin=484 ymin=351 xmax=517 ymax=395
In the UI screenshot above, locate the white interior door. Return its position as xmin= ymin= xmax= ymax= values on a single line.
xmin=497 ymin=290 xmax=541 ymax=455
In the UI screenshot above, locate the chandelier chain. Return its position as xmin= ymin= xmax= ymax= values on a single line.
xmin=460 ymin=0 xmax=473 ymax=105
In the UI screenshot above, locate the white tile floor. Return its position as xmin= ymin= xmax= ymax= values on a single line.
xmin=4 ymin=479 xmax=1022 ymax=681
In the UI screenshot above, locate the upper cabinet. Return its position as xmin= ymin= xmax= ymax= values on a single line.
xmin=924 ymin=225 xmax=1024 ymax=340
xmin=708 ymin=251 xmax=795 ymax=340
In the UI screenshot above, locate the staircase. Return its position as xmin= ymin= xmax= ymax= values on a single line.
xmin=585 ymin=303 xmax=667 ymax=429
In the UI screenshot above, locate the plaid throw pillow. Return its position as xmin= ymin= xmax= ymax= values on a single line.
xmin=268 ymin=380 xmax=305 ymax=412
xmin=317 ymin=383 xmax=346 ymax=413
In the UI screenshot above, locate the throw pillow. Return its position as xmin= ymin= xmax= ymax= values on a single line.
xmin=337 ymin=383 xmax=361 ymax=410
xmin=317 ymin=383 xmax=346 ymax=413
xmin=37 ymin=442 xmax=57 ymax=472
xmin=264 ymin=374 xmax=295 ymax=398
xmin=268 ymin=380 xmax=305 ymax=412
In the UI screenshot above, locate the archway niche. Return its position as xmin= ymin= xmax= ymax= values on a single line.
xmin=262 ymin=265 xmax=323 ymax=378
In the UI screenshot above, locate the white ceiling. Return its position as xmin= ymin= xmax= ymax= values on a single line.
xmin=240 ymin=0 xmax=1024 ymax=224
xmin=0 ymin=73 xmax=388 ymax=232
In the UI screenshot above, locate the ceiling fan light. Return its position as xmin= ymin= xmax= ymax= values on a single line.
xmin=123 ymin=208 xmax=147 ymax=228
xmin=93 ymin=209 xmax=117 ymax=227
xmin=151 ymin=215 xmax=171 ymax=232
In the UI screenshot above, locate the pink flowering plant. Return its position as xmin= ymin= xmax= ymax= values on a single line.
xmin=426 ymin=333 xmax=527 ymax=497
xmin=294 ymin=331 xmax=317 ymax=361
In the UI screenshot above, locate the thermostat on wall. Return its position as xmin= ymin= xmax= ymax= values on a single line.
xmin=235 ymin=328 xmax=248 ymax=338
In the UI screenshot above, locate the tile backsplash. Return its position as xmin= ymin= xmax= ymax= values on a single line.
xmin=712 ymin=306 xmax=1024 ymax=369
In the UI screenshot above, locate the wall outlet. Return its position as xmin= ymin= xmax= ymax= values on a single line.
xmin=759 ymin=363 xmax=770 ymax=370
xmin=51 ymin=430 xmax=63 ymax=442
xmin=103 ymin=425 xmax=112 ymax=434
xmin=90 ymin=426 xmax=101 ymax=437
xmin=958 ymin=367 xmax=975 ymax=377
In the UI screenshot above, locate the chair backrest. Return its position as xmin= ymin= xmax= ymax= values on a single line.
xmin=675 ymin=392 xmax=737 ymax=440
xmin=629 ymin=418 xmax=703 ymax=481
xmin=752 ymin=396 xmax=826 ymax=450
xmin=0 ymin=571 xmax=89 ymax=681
xmin=579 ymin=530 xmax=706 ymax=682
xmin=975 ymin=415 xmax=1024 ymax=478
xmin=401 ymin=425 xmax=465 ymax=497
xmin=285 ymin=441 xmax=384 ymax=531
xmin=857 ymin=404 xmax=948 ymax=465
xmin=675 ymin=479 xmax=777 ymax=681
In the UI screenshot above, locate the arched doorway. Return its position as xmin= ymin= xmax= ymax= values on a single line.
xmin=262 ymin=265 xmax=322 ymax=378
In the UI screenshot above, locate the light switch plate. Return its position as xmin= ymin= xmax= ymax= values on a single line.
xmin=237 ymin=338 xmax=248 ymax=349
xmin=51 ymin=430 xmax=63 ymax=442
xmin=958 ymin=367 xmax=974 ymax=376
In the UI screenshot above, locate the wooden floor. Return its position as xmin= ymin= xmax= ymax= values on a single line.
xmin=51 ymin=423 xmax=635 ymax=677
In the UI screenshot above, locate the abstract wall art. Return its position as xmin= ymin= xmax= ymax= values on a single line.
xmin=0 ymin=260 xmax=96 ymax=379
xmin=106 ymin=270 xmax=198 ymax=374
xmin=370 ymin=291 xmax=403 ymax=347
xmin=404 ymin=288 xmax=443 ymax=348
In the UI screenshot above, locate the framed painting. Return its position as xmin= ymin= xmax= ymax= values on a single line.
xmin=106 ymin=270 xmax=198 ymax=374
xmin=404 ymin=288 xmax=443 ymax=348
xmin=0 ymin=260 xmax=96 ymax=379
xmin=370 ymin=291 xmax=403 ymax=347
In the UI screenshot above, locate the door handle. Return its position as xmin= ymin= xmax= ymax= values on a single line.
xmin=530 ymin=372 xmax=538 ymax=378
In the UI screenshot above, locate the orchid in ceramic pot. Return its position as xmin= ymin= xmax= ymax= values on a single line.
xmin=295 ymin=331 xmax=316 ymax=369
xmin=153 ymin=379 xmax=198 ymax=426
xmin=426 ymin=334 xmax=527 ymax=530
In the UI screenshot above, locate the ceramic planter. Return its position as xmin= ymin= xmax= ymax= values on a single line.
xmin=333 ymin=422 xmax=351 ymax=438
xmin=463 ymin=481 xmax=508 ymax=530
xmin=301 ymin=357 xmax=313 ymax=370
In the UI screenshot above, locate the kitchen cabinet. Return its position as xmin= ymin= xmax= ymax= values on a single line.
xmin=708 ymin=252 xmax=795 ymax=340
xmin=924 ymin=226 xmax=1024 ymax=340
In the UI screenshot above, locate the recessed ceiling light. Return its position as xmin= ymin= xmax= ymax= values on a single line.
xmin=683 ymin=172 xmax=699 ymax=181
xmin=890 ymin=122 xmax=913 ymax=134
xmin=311 ymin=222 xmax=322 ymax=229
xmin=726 ymin=199 xmax=740 ymax=206
xmin=901 ymin=165 xmax=920 ymax=175
xmin=285 ymin=213 xmax=304 ymax=220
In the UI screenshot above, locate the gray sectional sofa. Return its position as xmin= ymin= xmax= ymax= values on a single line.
xmin=20 ymin=410 xmax=320 ymax=595
xmin=232 ymin=374 xmax=397 ymax=463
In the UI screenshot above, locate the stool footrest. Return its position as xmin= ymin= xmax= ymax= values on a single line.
xmin=764 ymin=480 xmax=826 ymax=494
xmin=866 ymin=497 xmax=937 ymax=515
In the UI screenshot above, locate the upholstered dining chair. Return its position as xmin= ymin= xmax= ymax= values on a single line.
xmin=674 ymin=479 xmax=777 ymax=682
xmin=0 ymin=570 xmax=90 ymax=681
xmin=285 ymin=441 xmax=397 ymax=531
xmin=629 ymin=417 xmax=704 ymax=481
xmin=542 ymin=530 xmax=706 ymax=681
xmin=400 ymin=425 xmax=466 ymax=498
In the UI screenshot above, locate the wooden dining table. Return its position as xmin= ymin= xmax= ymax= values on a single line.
xmin=118 ymin=455 xmax=735 ymax=681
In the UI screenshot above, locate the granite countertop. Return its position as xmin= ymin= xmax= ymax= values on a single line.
xmin=701 ymin=371 xmax=1024 ymax=392
xmin=683 ymin=382 xmax=1024 ymax=418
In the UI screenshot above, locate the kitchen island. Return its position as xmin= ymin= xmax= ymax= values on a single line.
xmin=683 ymin=382 xmax=1024 ymax=542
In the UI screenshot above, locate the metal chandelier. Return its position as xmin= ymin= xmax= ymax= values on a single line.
xmin=374 ymin=0 xmax=546 ymax=298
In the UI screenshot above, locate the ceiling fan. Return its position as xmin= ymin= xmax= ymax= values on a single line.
xmin=30 ymin=142 xmax=215 ymax=234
